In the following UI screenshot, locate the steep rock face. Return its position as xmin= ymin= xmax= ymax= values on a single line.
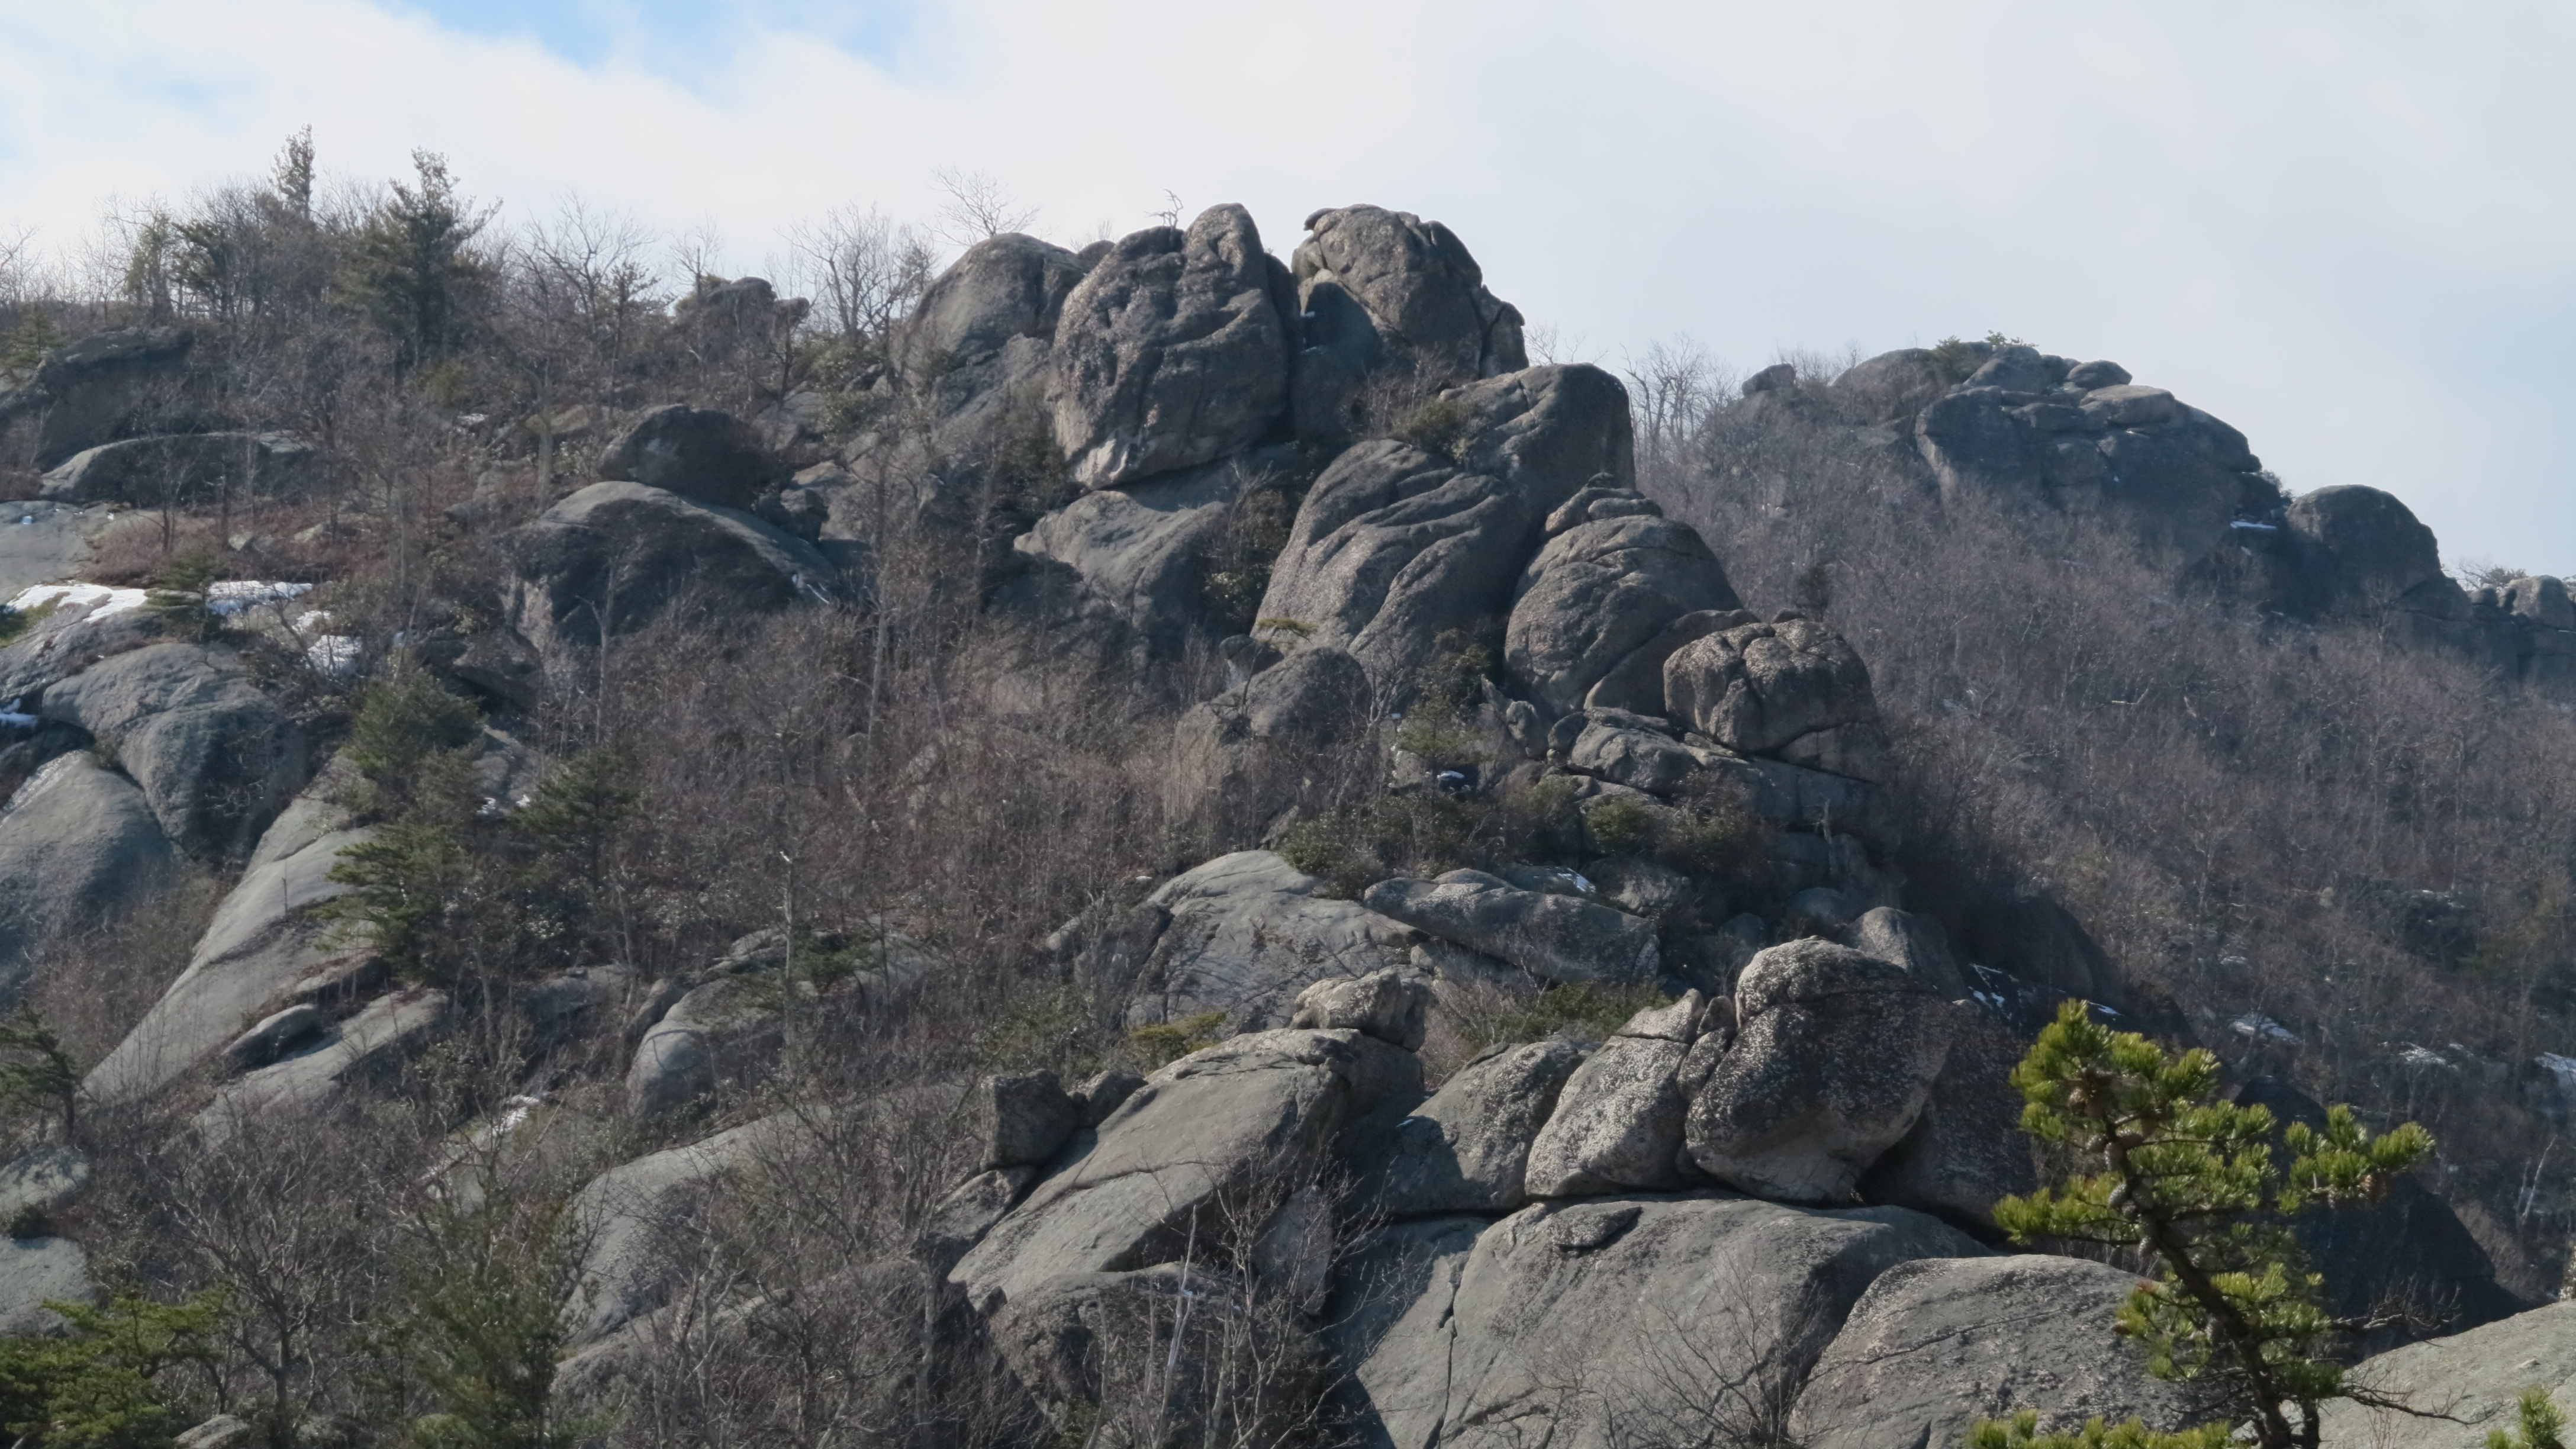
xmin=8 ymin=326 xmax=217 ymax=467
xmin=1004 ymin=455 xmax=1255 ymax=662
xmin=1165 ymin=644 xmax=1374 ymax=851
xmin=2281 ymin=484 xmax=2455 ymax=616
xmin=1506 ymin=511 xmax=1741 ymax=716
xmin=1522 ymin=995 xmax=1706 ymax=1196
xmin=1253 ymin=364 xmax=1633 ymax=700
xmin=1110 ymin=851 xmax=1416 ymax=1032
xmin=1790 ymin=1255 xmax=2207 ymax=1449
xmin=950 ymin=1028 xmax=1420 ymax=1315
xmin=37 ymin=642 xmax=309 ymax=859
xmin=501 ymin=480 xmax=835 ymax=663
xmin=0 ymin=754 xmax=180 ymax=999
xmin=1663 ymin=617 xmax=1883 ymax=768
xmin=1049 ymin=205 xmax=1290 ymax=490
xmin=1289 ymin=204 xmax=1526 ymax=443
xmin=1335 ymin=1194 xmax=1982 ymax=1449
xmin=1688 ymin=940 xmax=1953 ymax=1202
xmin=194 ymin=990 xmax=453 ymax=1144
xmin=901 ymin=233 xmax=1090 ymax=380
xmin=1363 ymin=870 xmax=1660 ymax=986
xmin=1348 ymin=1039 xmax=1586 ymax=1217
xmin=40 ymin=431 xmax=315 ymax=506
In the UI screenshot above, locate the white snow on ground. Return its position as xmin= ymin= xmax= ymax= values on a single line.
xmin=305 ymin=636 xmax=362 ymax=677
xmin=7 ymin=582 xmax=150 ymax=620
xmin=205 ymin=581 xmax=314 ymax=617
xmin=2398 ymin=1044 xmax=2452 ymax=1070
xmin=2232 ymin=1012 xmax=2300 ymax=1044
xmin=0 ymin=698 xmax=36 ymax=730
xmin=2538 ymin=1053 xmax=2576 ymax=1093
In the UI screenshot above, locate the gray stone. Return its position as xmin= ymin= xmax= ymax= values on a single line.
xmin=2065 ymin=359 xmax=2132 ymax=388
xmin=2077 ymin=383 xmax=2181 ymax=427
xmin=2322 ymin=1299 xmax=2576 ymax=1449
xmin=626 ymin=975 xmax=783 ymax=1122
xmin=14 ymin=326 xmax=214 ymax=467
xmin=501 ymin=480 xmax=835 ymax=662
xmin=1968 ymin=344 xmax=2064 ymax=393
xmin=1848 ymin=906 xmax=1970 ymax=999
xmin=1339 ymin=1193 xmax=1983 ymax=1449
xmin=1564 ymin=720 xmax=1708 ymax=794
xmin=0 ymin=578 xmax=162 ymax=704
xmin=1351 ymin=1039 xmax=1585 ymax=1216
xmin=1291 ymin=205 xmax=1525 ymax=412
xmin=1687 ymin=940 xmax=1954 ymax=1202
xmin=1289 ymin=968 xmax=1434 ymax=1052
xmin=1119 ymin=851 xmax=1415 ymax=1033
xmin=220 ymin=1003 xmax=325 ymax=1073
xmin=194 ymin=989 xmax=453 ymax=1143
xmin=1859 ymin=1004 xmax=2040 ymax=1233
xmin=2507 ymin=576 xmax=2576 ymax=632
xmin=1076 ymin=1070 xmax=1145 ymax=1126
xmin=0 ymin=1145 xmax=89 ymax=1226
xmin=1663 ymin=617 xmax=1882 ymax=759
xmin=0 ymin=752 xmax=179 ymax=999
xmin=981 ymin=1071 xmax=1081 ymax=1169
xmin=899 ymin=232 xmax=1087 ymax=379
xmin=0 ymin=1235 xmax=95 ymax=1335
xmin=38 ymin=641 xmax=309 ymax=859
xmin=175 ymin=1414 xmax=255 ymax=1449
xmin=1590 ymin=856 xmax=1695 ymax=919
xmin=1167 ymin=644 xmax=1375 ymax=852
xmin=85 ymin=776 xmax=371 ymax=1104
xmin=1582 ymin=607 xmax=1747 ymax=715
xmin=38 ymin=431 xmax=315 ymax=506
xmin=2286 ymin=485 xmax=2452 ymax=615
xmin=952 ymin=1028 xmax=1421 ymax=1313
xmin=1050 ymin=205 xmax=1289 ymax=489
xmin=1790 ymin=1255 xmax=2204 ymax=1449
xmin=1788 ymin=887 xmax=1859 ymax=934
xmin=1505 ymin=514 xmax=1740 ymax=716
xmin=596 ymin=405 xmax=785 ymax=510
xmin=1524 ymin=995 xmax=1705 ymax=1197
xmin=915 ymin=1165 xmax=1041 ymax=1274
xmin=1253 ymin=365 xmax=1634 ymax=700
xmin=1364 ymin=871 xmax=1660 ymax=986
xmin=1007 ymin=456 xmax=1255 ymax=662
xmin=520 ymin=962 xmax=638 ymax=1054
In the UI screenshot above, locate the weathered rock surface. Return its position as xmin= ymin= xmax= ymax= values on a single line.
xmin=1506 ymin=512 xmax=1740 ymax=714
xmin=1116 ymin=851 xmax=1415 ymax=1032
xmin=0 ymin=1145 xmax=90 ymax=1226
xmin=1254 ymin=365 xmax=1634 ymax=698
xmin=0 ymin=1235 xmax=96 ymax=1335
xmin=10 ymin=326 xmax=215 ymax=467
xmin=1790 ymin=1255 xmax=2205 ymax=1449
xmin=1847 ymin=906 xmax=1970 ymax=1000
xmin=978 ymin=1071 xmax=1081 ymax=1170
xmin=38 ymin=641 xmax=308 ymax=858
xmin=626 ymin=975 xmax=786 ymax=1122
xmin=2284 ymin=484 xmax=2456 ymax=616
xmin=1663 ymin=617 xmax=1881 ymax=761
xmin=1289 ymin=968 xmax=1433 ymax=1052
xmin=1364 ymin=870 xmax=1659 ymax=986
xmin=1006 ymin=456 xmax=1257 ymax=661
xmin=595 ymin=405 xmax=785 ymax=510
xmin=951 ymin=1028 xmax=1420 ymax=1315
xmin=1289 ymin=204 xmax=1525 ymax=442
xmin=2323 ymin=1299 xmax=2576 ymax=1449
xmin=916 ymin=1165 xmax=1041 ymax=1274
xmin=0 ymin=752 xmax=179 ymax=996
xmin=1166 ymin=643 xmax=1374 ymax=851
xmin=1335 ymin=1193 xmax=1982 ymax=1449
xmin=39 ymin=430 xmax=315 ymax=505
xmin=1688 ymin=940 xmax=1953 ymax=1202
xmin=1523 ymin=995 xmax=1704 ymax=1196
xmin=1857 ymin=1003 xmax=2039 ymax=1233
xmin=1349 ymin=1039 xmax=1585 ymax=1217
xmin=1049 ymin=205 xmax=1289 ymax=490
xmin=899 ymin=233 xmax=1088 ymax=381
xmin=195 ymin=989 xmax=453 ymax=1142
xmin=501 ymin=480 xmax=835 ymax=662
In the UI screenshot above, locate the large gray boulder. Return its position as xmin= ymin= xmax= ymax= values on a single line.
xmin=624 ymin=975 xmax=785 ymax=1122
xmin=1006 ymin=455 xmax=1253 ymax=661
xmin=85 ymin=771 xmax=370 ymax=1103
xmin=1663 ymin=617 xmax=1884 ymax=772
xmin=1505 ymin=513 xmax=1741 ymax=715
xmin=0 ymin=753 xmax=179 ymax=998
xmin=951 ymin=1027 xmax=1420 ymax=1314
xmin=1288 ymin=968 xmax=1433 ymax=1052
xmin=0 ymin=1235 xmax=96 ymax=1335
xmin=900 ymin=233 xmax=1089 ymax=379
xmin=2285 ymin=485 xmax=2455 ymax=616
xmin=11 ymin=326 xmax=215 ymax=467
xmin=1335 ymin=1193 xmax=1983 ymax=1449
xmin=1687 ymin=940 xmax=1954 ymax=1202
xmin=1165 ymin=645 xmax=1374 ymax=852
xmin=1523 ymin=995 xmax=1705 ymax=1197
xmin=1049 ymin=205 xmax=1289 ymax=490
xmin=1116 ymin=851 xmax=1415 ymax=1033
xmin=1349 ymin=1039 xmax=1585 ymax=1217
xmin=38 ymin=431 xmax=315 ymax=506
xmin=1789 ymin=1255 xmax=2206 ymax=1449
xmin=1364 ymin=870 xmax=1659 ymax=986
xmin=0 ymin=1145 xmax=91 ymax=1226
xmin=2323 ymin=1300 xmax=2576 ymax=1449
xmin=1289 ymin=204 xmax=1525 ymax=442
xmin=194 ymin=989 xmax=453 ymax=1144
xmin=501 ymin=480 xmax=835 ymax=662
xmin=1253 ymin=365 xmax=1634 ymax=700
xmin=38 ymin=642 xmax=309 ymax=859
xmin=595 ymin=406 xmax=785 ymax=510
xmin=1858 ymin=1003 xmax=2040 ymax=1232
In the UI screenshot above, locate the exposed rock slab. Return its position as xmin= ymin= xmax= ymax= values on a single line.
xmin=1120 ymin=851 xmax=1415 ymax=1032
xmin=1363 ymin=870 xmax=1658 ymax=987
xmin=1349 ymin=1039 xmax=1585 ymax=1217
xmin=501 ymin=481 xmax=835 ymax=662
xmin=1506 ymin=513 xmax=1739 ymax=715
xmin=2322 ymin=1299 xmax=2576 ymax=1449
xmin=38 ymin=641 xmax=309 ymax=859
xmin=1166 ymin=643 xmax=1374 ymax=852
xmin=0 ymin=752 xmax=179 ymax=999
xmin=596 ymin=405 xmax=785 ymax=510
xmin=0 ymin=1235 xmax=96 ymax=1335
xmin=1524 ymin=996 xmax=1705 ymax=1197
xmin=39 ymin=430 xmax=315 ymax=506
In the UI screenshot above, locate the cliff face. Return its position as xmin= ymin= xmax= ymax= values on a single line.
xmin=0 ymin=197 xmax=2560 ymax=1446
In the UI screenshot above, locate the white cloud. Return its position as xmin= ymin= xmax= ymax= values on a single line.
xmin=1 ymin=0 xmax=2569 ymax=564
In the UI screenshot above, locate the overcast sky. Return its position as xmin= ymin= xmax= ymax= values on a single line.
xmin=2 ymin=1 xmax=2569 ymax=569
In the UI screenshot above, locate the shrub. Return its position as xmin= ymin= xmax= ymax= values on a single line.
xmin=1126 ymin=1010 xmax=1229 ymax=1070
xmin=0 ymin=1291 xmax=227 ymax=1449
xmin=1395 ymin=394 xmax=1472 ymax=462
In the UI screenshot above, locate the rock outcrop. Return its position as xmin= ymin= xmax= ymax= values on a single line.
xmin=1107 ymin=851 xmax=1415 ymax=1032
xmin=596 ymin=405 xmax=787 ymax=510
xmin=1363 ymin=870 xmax=1660 ymax=986
xmin=1289 ymin=204 xmax=1526 ymax=443
xmin=37 ymin=642 xmax=309 ymax=859
xmin=0 ymin=752 xmax=179 ymax=997
xmin=40 ymin=431 xmax=315 ymax=506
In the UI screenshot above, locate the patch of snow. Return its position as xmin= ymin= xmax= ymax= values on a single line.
xmin=14 ymin=516 xmax=28 ymax=526
xmin=1972 ymin=990 xmax=2007 ymax=1009
xmin=305 ymin=635 xmax=361 ymax=678
xmin=2231 ymin=1013 xmax=2299 ymax=1045
xmin=2218 ymin=955 xmax=2250 ymax=969
xmin=205 ymin=581 xmax=314 ymax=617
xmin=1436 ymin=769 xmax=1467 ymax=784
xmin=8 ymin=582 xmax=150 ymax=620
xmin=0 ymin=697 xmax=34 ymax=730
xmin=2230 ymin=520 xmax=2279 ymax=532
xmin=2538 ymin=1054 xmax=2576 ymax=1093
xmin=1553 ymin=868 xmax=1596 ymax=894
xmin=2398 ymin=1045 xmax=2453 ymax=1071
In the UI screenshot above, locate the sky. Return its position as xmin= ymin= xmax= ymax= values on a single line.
xmin=1 ymin=0 xmax=2569 ymax=569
